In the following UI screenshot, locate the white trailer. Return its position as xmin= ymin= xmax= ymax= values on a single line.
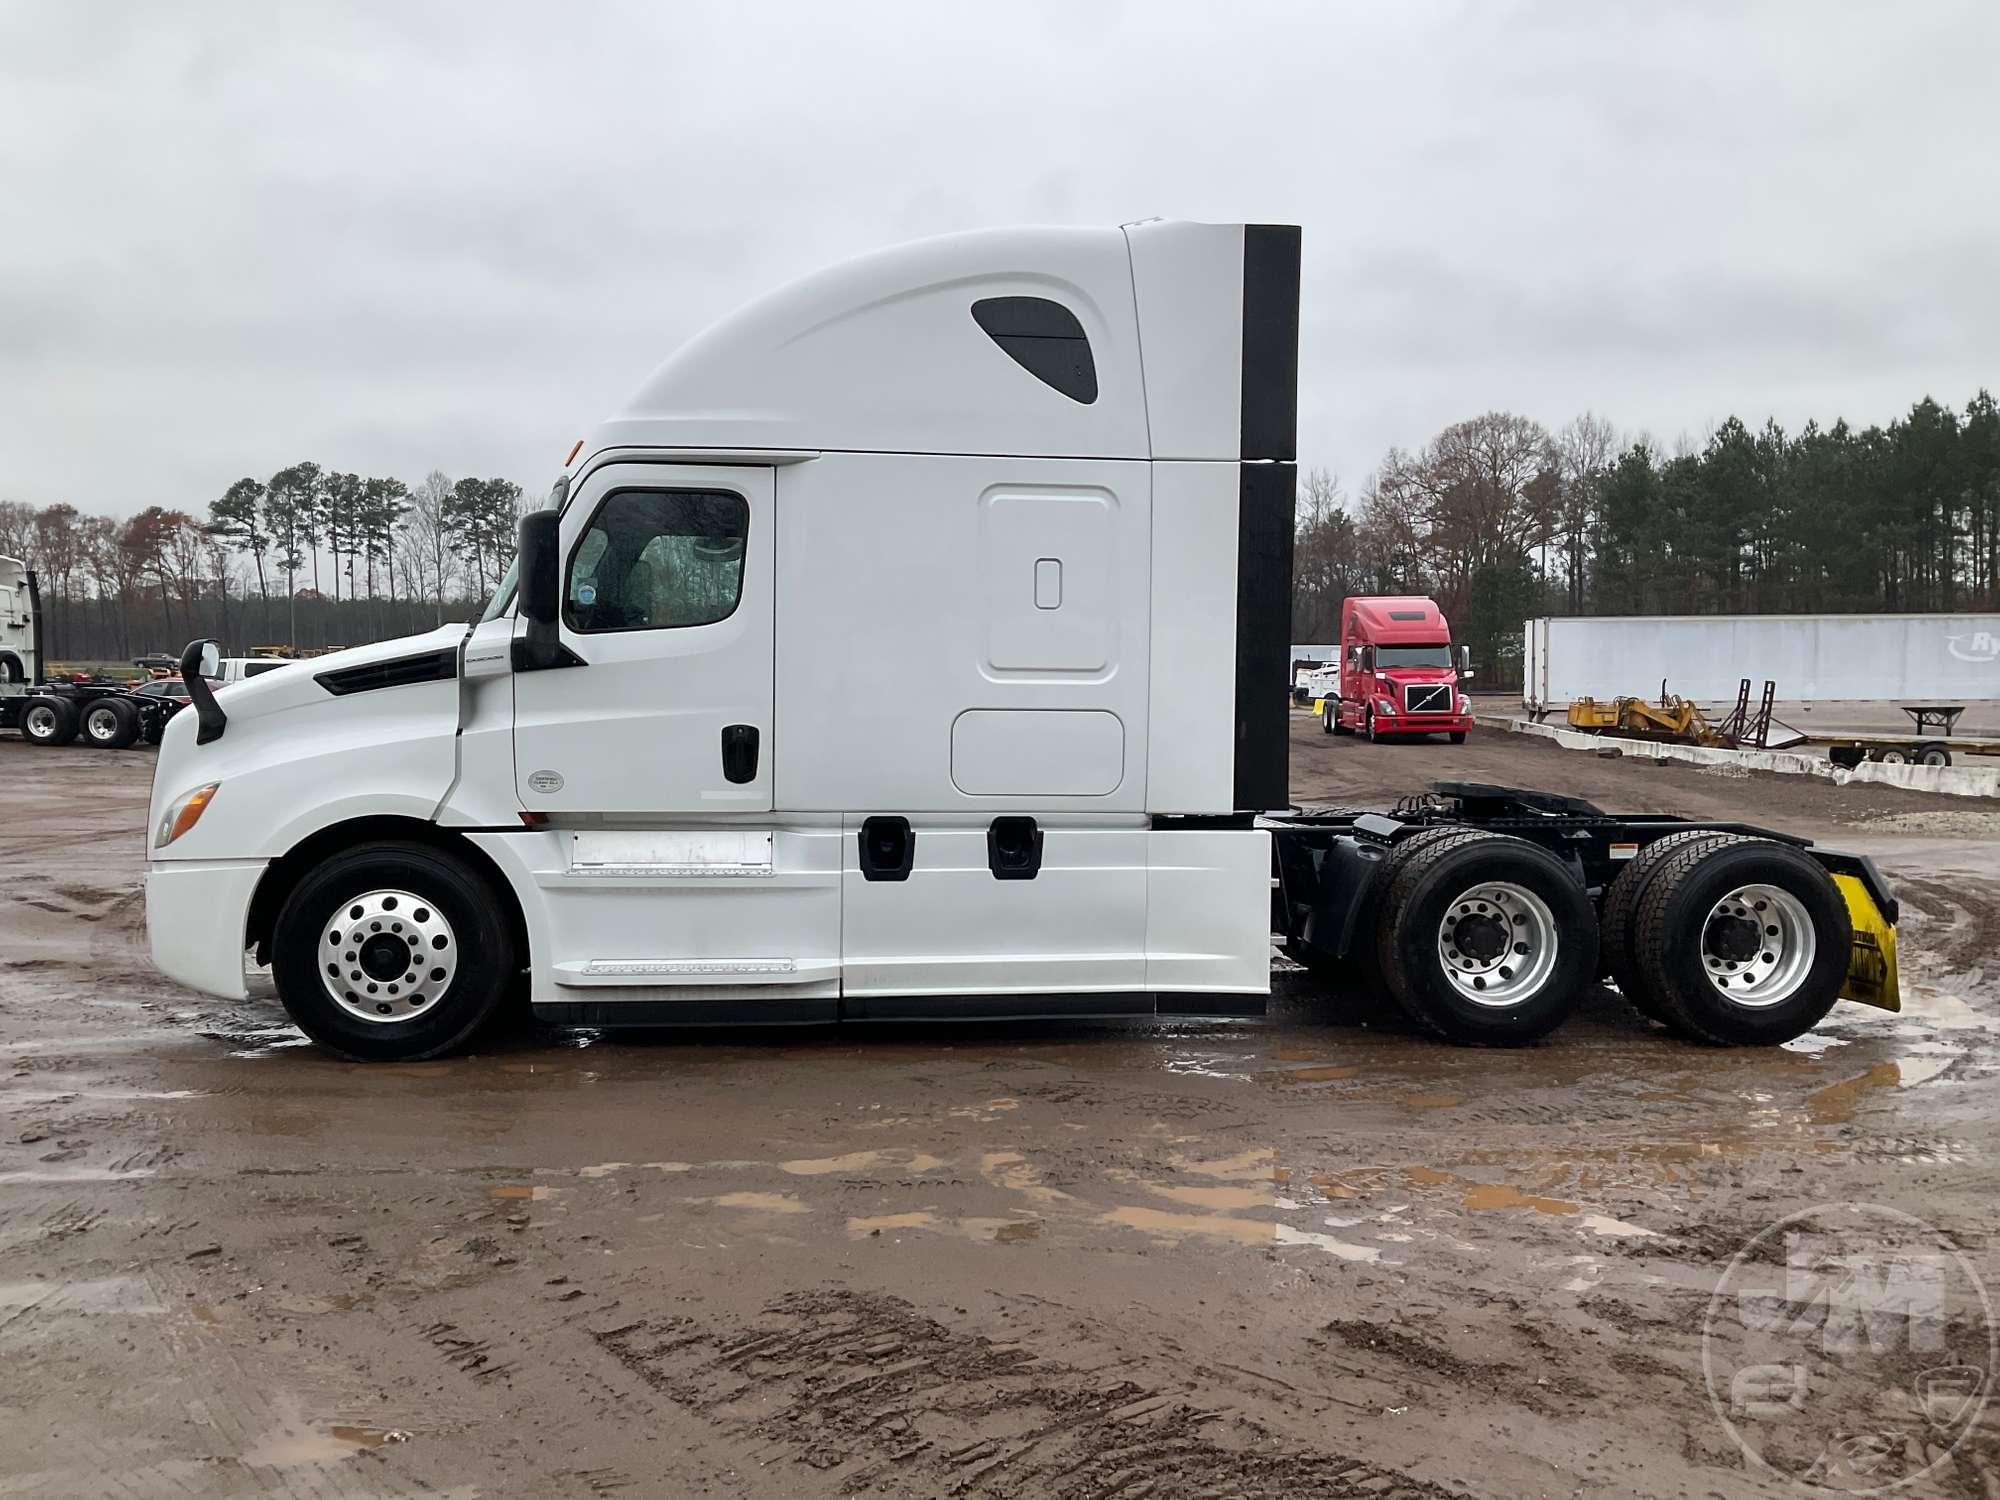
xmin=1524 ymin=612 xmax=2000 ymax=712
xmin=144 ymin=224 xmax=1899 ymax=1060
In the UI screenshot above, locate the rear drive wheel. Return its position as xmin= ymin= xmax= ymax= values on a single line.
xmin=1320 ymin=704 xmax=1335 ymax=735
xmin=271 ymin=841 xmax=518 ymax=1062
xmin=1876 ymin=746 xmax=1908 ymax=765
xmin=20 ymin=696 xmax=78 ymax=746
xmin=1601 ymin=831 xmax=1747 ymax=1030
xmin=1331 ymin=702 xmax=1351 ymax=736
xmin=80 ymin=696 xmax=140 ymax=749
xmin=1631 ymin=839 xmax=1851 ymax=1045
xmin=1374 ymin=830 xmax=1596 ymax=1044
xmin=1917 ymin=742 xmax=1951 ymax=768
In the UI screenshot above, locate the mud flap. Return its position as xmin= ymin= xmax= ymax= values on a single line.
xmin=1832 ymin=872 xmax=1900 ymax=1013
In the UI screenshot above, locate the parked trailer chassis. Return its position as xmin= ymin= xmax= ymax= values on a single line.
xmin=1266 ymin=781 xmax=1899 ymax=1047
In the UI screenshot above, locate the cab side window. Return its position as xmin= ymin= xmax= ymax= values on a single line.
xmin=565 ymin=489 xmax=749 ymax=633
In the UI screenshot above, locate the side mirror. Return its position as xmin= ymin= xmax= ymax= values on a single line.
xmin=177 ymin=638 xmax=227 ymax=744
xmin=517 ymin=510 xmax=560 ymax=627
xmin=1461 ymin=666 xmax=1477 ymax=682
xmin=512 ymin=510 xmax=582 ymax=672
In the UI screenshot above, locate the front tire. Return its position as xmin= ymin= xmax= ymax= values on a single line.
xmin=1448 ymin=731 xmax=1467 ymax=745
xmin=1374 ymin=830 xmax=1596 ymax=1045
xmin=1630 ymin=839 xmax=1850 ymax=1045
xmin=271 ymin=841 xmax=519 ymax=1062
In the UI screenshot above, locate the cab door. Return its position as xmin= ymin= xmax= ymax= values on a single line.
xmin=512 ymin=463 xmax=774 ymax=815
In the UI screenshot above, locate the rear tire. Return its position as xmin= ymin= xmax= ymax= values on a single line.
xmin=80 ymin=696 xmax=140 ymax=749
xmin=20 ymin=695 xmax=78 ymax=746
xmin=1631 ymin=839 xmax=1851 ymax=1045
xmin=1917 ymin=743 xmax=1951 ymax=768
xmin=1320 ymin=705 xmax=1334 ymax=735
xmin=1374 ymin=830 xmax=1596 ymax=1045
xmin=1876 ymin=747 xmax=1907 ymax=765
xmin=1601 ymin=831 xmax=1747 ymax=1031
xmin=271 ymin=841 xmax=519 ymax=1062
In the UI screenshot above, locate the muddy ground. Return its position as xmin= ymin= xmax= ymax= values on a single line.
xmin=2 ymin=719 xmax=1996 ymax=1498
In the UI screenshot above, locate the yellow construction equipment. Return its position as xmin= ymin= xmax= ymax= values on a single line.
xmin=1567 ymin=693 xmax=1728 ymax=744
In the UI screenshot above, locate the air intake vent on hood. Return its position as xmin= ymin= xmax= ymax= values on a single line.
xmin=315 ymin=648 xmax=458 ymax=697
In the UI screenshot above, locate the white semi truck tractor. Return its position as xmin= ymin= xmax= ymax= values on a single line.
xmin=145 ymin=222 xmax=1901 ymax=1061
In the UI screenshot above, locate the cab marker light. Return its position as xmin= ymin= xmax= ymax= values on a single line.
xmin=156 ymin=782 xmax=221 ymax=848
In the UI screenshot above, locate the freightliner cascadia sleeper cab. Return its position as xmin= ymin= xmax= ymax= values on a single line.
xmin=147 ymin=222 xmax=1900 ymax=1059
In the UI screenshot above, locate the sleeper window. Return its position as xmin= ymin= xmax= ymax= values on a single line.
xmin=565 ymin=489 xmax=748 ymax=632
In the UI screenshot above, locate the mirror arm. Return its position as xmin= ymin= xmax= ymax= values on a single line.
xmin=177 ymin=637 xmax=226 ymax=744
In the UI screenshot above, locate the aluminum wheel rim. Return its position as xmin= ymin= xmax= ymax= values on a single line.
xmin=24 ymin=705 xmax=56 ymax=737
xmin=85 ymin=707 xmax=120 ymax=741
xmin=1702 ymin=883 xmax=1815 ymax=1009
xmin=1436 ymin=881 xmax=1559 ymax=1009
xmin=317 ymin=889 xmax=458 ymax=1024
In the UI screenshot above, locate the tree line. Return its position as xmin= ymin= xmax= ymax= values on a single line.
xmin=0 ymin=466 xmax=532 ymax=664
xmin=1293 ymin=390 xmax=2000 ymax=687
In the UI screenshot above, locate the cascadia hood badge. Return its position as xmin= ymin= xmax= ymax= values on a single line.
xmin=527 ymin=770 xmax=564 ymax=794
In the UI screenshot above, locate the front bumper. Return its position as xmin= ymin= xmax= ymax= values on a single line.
xmin=146 ymin=858 xmax=267 ymax=1000
xmin=1372 ymin=713 xmax=1471 ymax=734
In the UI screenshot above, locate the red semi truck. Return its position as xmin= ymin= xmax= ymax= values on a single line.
xmin=1320 ymin=595 xmax=1473 ymax=743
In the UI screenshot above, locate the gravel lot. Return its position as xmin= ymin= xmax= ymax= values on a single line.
xmin=2 ymin=719 xmax=1995 ymax=1498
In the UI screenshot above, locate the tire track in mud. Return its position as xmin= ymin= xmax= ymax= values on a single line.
xmin=593 ymin=1287 xmax=1457 ymax=1497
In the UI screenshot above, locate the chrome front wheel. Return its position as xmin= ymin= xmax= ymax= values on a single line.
xmin=317 ymin=889 xmax=461 ymax=1024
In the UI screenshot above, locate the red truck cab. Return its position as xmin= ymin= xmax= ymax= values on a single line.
xmin=1325 ymin=595 xmax=1473 ymax=742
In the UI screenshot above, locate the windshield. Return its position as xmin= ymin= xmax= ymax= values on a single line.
xmin=1376 ymin=645 xmax=1454 ymax=669
xmin=479 ymin=477 xmax=569 ymax=624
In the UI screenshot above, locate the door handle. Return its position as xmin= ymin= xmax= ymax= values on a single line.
xmin=721 ymin=724 xmax=759 ymax=784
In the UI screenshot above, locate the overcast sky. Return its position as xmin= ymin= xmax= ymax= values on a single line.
xmin=4 ymin=1 xmax=1996 ymax=518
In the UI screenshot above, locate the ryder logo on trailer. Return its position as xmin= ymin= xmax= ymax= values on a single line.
xmin=1946 ymin=631 xmax=2000 ymax=663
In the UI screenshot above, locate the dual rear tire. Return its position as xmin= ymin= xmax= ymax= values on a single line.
xmin=1370 ymin=830 xmax=1597 ymax=1045
xmin=1600 ymin=836 xmax=1850 ymax=1044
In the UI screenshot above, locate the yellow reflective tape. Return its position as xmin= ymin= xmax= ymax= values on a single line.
xmin=1833 ymin=872 xmax=1900 ymax=1013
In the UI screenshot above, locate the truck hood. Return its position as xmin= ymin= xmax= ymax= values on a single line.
xmin=150 ymin=624 xmax=473 ymax=863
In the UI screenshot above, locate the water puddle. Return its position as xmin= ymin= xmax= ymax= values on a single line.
xmin=847 ymin=1211 xmax=937 ymax=1237
xmin=243 ymin=1425 xmax=409 ymax=1467
xmin=1102 ymin=1205 xmax=1275 ymax=1246
xmin=784 ymin=1150 xmax=883 ymax=1175
xmin=1274 ymin=1224 xmax=1382 ymax=1262
xmin=0 ymin=1277 xmax=164 ymax=1316
xmin=1404 ymin=1166 xmax=1578 ymax=1216
xmin=1144 ymin=1183 xmax=1272 ymax=1212
xmin=707 ymin=1191 xmax=809 ymax=1214
xmin=1172 ymin=1146 xmax=1275 ymax=1181
xmin=576 ymin=1161 xmax=690 ymax=1179
xmin=0 ymin=1166 xmax=156 ymax=1185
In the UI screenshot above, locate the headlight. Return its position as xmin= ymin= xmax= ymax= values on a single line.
xmin=1375 ymin=698 xmax=1397 ymax=716
xmin=155 ymin=782 xmax=220 ymax=849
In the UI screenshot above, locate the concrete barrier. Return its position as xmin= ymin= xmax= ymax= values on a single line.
xmin=1472 ymin=714 xmax=2000 ymax=799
